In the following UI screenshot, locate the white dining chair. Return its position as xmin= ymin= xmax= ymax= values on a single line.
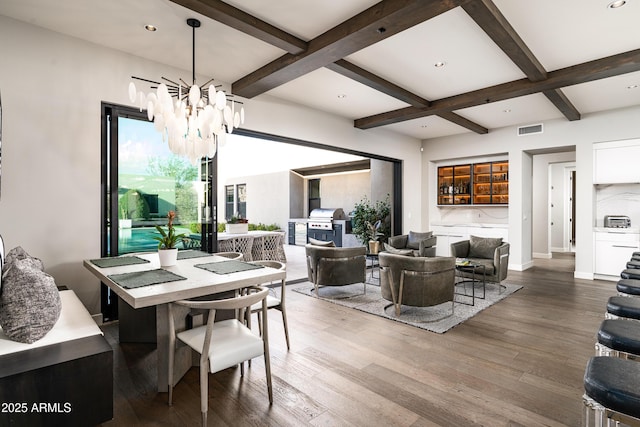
xmin=167 ymin=285 xmax=272 ymax=426
xmin=248 ymin=260 xmax=290 ymax=350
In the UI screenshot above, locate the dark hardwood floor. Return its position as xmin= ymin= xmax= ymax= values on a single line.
xmin=100 ymin=252 xmax=619 ymax=426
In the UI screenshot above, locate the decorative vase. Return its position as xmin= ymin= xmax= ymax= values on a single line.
xmin=369 ymin=241 xmax=380 ymax=254
xmin=158 ymin=248 xmax=178 ymax=267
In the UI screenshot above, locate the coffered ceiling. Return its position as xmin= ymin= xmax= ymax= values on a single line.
xmin=1 ymin=0 xmax=639 ymax=140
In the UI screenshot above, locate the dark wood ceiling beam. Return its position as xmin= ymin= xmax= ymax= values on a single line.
xmin=437 ymin=112 xmax=489 ymax=134
xmin=462 ymin=0 xmax=546 ymax=81
xmin=169 ymin=0 xmax=307 ymax=54
xmin=355 ymin=48 xmax=640 ymax=128
xmin=232 ymin=0 xmax=462 ymax=98
xmin=462 ymin=0 xmax=581 ymax=122
xmin=326 ymin=59 xmax=429 ymax=107
xmin=542 ymin=89 xmax=581 ymax=121
xmin=327 ymin=59 xmax=488 ymax=134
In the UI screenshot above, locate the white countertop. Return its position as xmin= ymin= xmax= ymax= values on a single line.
xmin=594 ymin=227 xmax=640 ymax=234
xmin=431 ymin=222 xmax=508 ymax=228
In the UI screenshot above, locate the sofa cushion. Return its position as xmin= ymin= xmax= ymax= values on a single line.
xmin=0 ymin=257 xmax=61 ymax=344
xmin=308 ymin=237 xmax=336 ymax=247
xmin=468 ymin=235 xmax=503 ymax=260
xmin=407 ymin=231 xmax=433 ymax=250
xmin=383 ymin=243 xmax=414 ymax=256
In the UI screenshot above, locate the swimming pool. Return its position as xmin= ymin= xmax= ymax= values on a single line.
xmin=112 ymin=226 xmax=198 ymax=254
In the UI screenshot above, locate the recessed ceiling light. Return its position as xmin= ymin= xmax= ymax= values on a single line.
xmin=627 ymin=84 xmax=639 ymax=89
xmin=144 ymin=24 xmax=157 ymax=32
xmin=420 ymin=124 xmax=428 ymax=128
xmin=434 ymin=61 xmax=446 ymax=68
xmin=337 ymin=94 xmax=347 ymax=99
xmin=503 ymin=109 xmax=512 ymax=113
xmin=608 ymin=0 xmax=626 ymax=9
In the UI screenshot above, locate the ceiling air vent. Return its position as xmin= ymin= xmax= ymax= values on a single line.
xmin=517 ymin=123 xmax=543 ymax=136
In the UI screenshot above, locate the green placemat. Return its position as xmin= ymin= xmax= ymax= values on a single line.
xmin=195 ymin=260 xmax=264 ymax=275
xmin=108 ymin=269 xmax=187 ymax=289
xmin=90 ymin=256 xmax=150 ymax=268
xmin=177 ymin=250 xmax=214 ymax=260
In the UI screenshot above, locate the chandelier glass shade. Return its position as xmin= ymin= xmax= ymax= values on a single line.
xmin=127 ymin=18 xmax=244 ymax=164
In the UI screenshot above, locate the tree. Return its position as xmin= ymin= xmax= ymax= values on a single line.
xmin=146 ymin=156 xmax=199 ymax=224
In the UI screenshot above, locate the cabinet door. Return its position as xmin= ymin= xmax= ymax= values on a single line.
xmin=594 ymin=232 xmax=640 ymax=276
xmin=594 ymin=141 xmax=640 ymax=183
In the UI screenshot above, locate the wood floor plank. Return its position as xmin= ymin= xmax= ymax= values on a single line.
xmin=99 ymin=253 xmax=622 ymax=426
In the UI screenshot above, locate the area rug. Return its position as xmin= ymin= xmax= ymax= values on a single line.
xmin=291 ymin=280 xmax=522 ymax=333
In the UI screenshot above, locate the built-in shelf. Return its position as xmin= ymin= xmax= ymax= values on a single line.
xmin=437 ymin=161 xmax=508 ymax=206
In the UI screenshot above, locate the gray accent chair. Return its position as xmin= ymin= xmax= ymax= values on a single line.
xmin=305 ymin=244 xmax=366 ymax=297
xmin=450 ymin=236 xmax=510 ymax=286
xmin=387 ymin=231 xmax=437 ymax=257
xmin=379 ymin=252 xmax=456 ymax=318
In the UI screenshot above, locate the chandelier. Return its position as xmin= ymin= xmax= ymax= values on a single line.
xmin=127 ymin=18 xmax=245 ymax=164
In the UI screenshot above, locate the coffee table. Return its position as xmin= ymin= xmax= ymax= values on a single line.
xmin=454 ymin=259 xmax=486 ymax=306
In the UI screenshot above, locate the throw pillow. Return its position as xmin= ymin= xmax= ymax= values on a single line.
xmin=0 ymin=258 xmax=61 ymax=344
xmin=383 ymin=243 xmax=414 ymax=256
xmin=407 ymin=231 xmax=433 ymax=250
xmin=308 ymin=237 xmax=336 ymax=247
xmin=468 ymin=235 xmax=503 ymax=260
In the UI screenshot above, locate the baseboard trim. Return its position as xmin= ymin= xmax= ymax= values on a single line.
xmin=593 ymin=273 xmax=617 ymax=282
xmin=574 ymin=271 xmax=594 ymax=280
xmin=509 ymin=260 xmax=534 ymax=271
xmin=532 ymin=252 xmax=552 ymax=259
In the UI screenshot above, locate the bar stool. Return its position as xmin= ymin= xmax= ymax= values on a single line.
xmin=617 ymin=278 xmax=640 ymax=297
xmin=620 ymin=269 xmax=640 ymax=280
xmin=596 ymin=319 xmax=640 ymax=358
xmin=583 ymin=356 xmax=640 ymax=426
xmin=607 ymin=296 xmax=640 ymax=320
xmin=626 ymin=260 xmax=640 ymax=270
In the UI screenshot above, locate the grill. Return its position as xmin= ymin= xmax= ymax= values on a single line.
xmin=308 ymin=208 xmax=346 ymax=230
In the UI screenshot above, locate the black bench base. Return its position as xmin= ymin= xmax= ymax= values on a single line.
xmin=0 ymin=335 xmax=113 ymax=427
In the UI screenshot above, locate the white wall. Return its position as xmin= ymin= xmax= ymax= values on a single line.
xmin=422 ymin=105 xmax=640 ymax=279
xmin=0 ymin=16 xmax=422 ymax=315
xmin=532 ymin=153 xmax=576 ymax=257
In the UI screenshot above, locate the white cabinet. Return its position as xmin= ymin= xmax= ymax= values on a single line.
xmin=594 ymin=231 xmax=640 ymax=278
xmin=432 ymin=226 xmax=467 ymax=256
xmin=432 ymin=225 xmax=508 ymax=257
xmin=593 ymin=139 xmax=640 ymax=184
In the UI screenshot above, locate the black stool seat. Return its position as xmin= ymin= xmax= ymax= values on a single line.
xmin=584 ymin=356 xmax=640 ymax=419
xmin=631 ymin=255 xmax=640 ymax=261
xmin=598 ymin=319 xmax=640 ymax=355
xmin=620 ymin=269 xmax=640 ymax=280
xmin=618 ymin=279 xmax=640 ymax=296
xmin=608 ymin=296 xmax=640 ymax=320
xmin=627 ymin=260 xmax=640 ymax=269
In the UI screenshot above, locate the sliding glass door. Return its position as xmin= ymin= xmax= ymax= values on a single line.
xmin=101 ymin=103 xmax=217 ymax=320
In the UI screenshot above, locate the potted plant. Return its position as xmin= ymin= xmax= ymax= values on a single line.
xmin=366 ymin=220 xmax=383 ymax=254
xmin=225 ymin=214 xmax=249 ymax=234
xmin=153 ymin=211 xmax=186 ymax=267
xmin=351 ymin=195 xmax=391 ymax=253
xmin=118 ymin=207 xmax=132 ymax=229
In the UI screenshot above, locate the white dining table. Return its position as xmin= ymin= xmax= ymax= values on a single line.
xmin=83 ymin=251 xmax=286 ymax=391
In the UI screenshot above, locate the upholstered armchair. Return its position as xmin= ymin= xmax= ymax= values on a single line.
xmin=450 ymin=236 xmax=510 ymax=285
xmin=387 ymin=231 xmax=437 ymax=257
xmin=305 ymin=244 xmax=366 ymax=297
xmin=379 ymin=252 xmax=456 ymax=317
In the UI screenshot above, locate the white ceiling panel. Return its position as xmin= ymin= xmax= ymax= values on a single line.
xmin=265 ymin=68 xmax=409 ymax=120
xmin=346 ymin=7 xmax=526 ymax=100
xmin=562 ymin=70 xmax=640 ymax=114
